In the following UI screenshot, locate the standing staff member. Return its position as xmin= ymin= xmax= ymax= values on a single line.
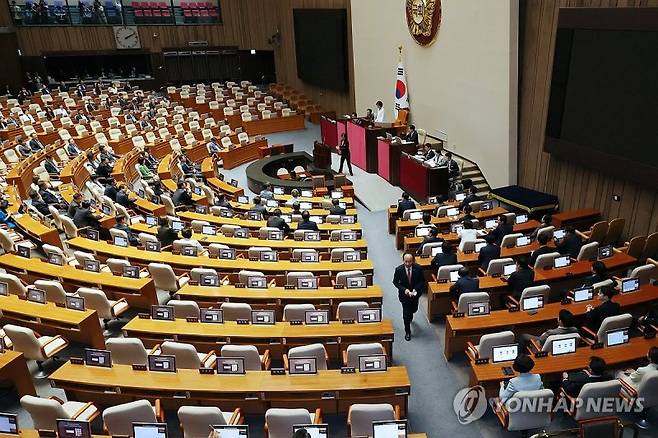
xmin=338 ymin=132 xmax=353 ymax=176
xmin=393 ymin=252 xmax=426 ymax=341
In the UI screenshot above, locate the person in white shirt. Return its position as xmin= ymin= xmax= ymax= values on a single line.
xmin=374 ymin=101 xmax=385 ymax=123
xmin=617 ymin=346 xmax=658 ymax=389
xmin=54 ymin=105 xmax=68 ymax=117
xmin=457 ymin=220 xmax=479 ymax=251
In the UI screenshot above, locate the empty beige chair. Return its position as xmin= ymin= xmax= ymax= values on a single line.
xmin=348 ymin=404 xmax=396 ymax=438
xmin=585 ymin=313 xmax=633 ymax=345
xmin=536 ymin=333 xmax=581 ymax=353
xmin=276 ymin=167 xmax=288 ymax=177
xmin=592 ymin=279 xmax=614 ymax=295
xmin=496 ymin=389 xmax=554 ymax=433
xmin=178 ymin=406 xmax=242 ymax=438
xmin=283 ymin=304 xmax=315 ymax=321
xmin=629 ymin=264 xmax=657 ymax=285
xmin=285 ymin=343 xmax=328 ymax=370
xmin=336 ymin=301 xmax=369 ymax=321
xmin=265 ymin=408 xmax=321 ymax=438
xmin=466 ymin=331 xmax=515 ymax=360
xmin=106 ymin=338 xmax=152 ymax=365
xmin=402 ymin=208 xmax=421 ymax=220
xmin=168 ymin=300 xmax=200 ymax=319
xmin=485 ymin=258 xmax=515 ymax=276
xmin=641 ymin=232 xmax=658 ymax=262
xmin=533 ymin=252 xmax=560 ymax=270
xmin=207 ymin=243 xmax=230 ymax=258
xmin=456 ymin=292 xmax=490 ymax=313
xmin=335 ymin=270 xmax=364 ymax=286
xmin=501 ymin=233 xmax=523 ymax=248
xmin=138 ymin=232 xmax=158 ymax=246
xmin=291 ymin=249 xmax=318 ymax=262
xmin=437 ymin=264 xmax=463 ymax=281
xmin=221 ymin=137 xmax=233 ymax=149
xmin=34 ymin=279 xmax=75 ymax=305
xmin=0 ymin=229 xmax=15 ymax=254
xmin=0 ymin=272 xmax=28 ymax=297
xmin=343 ymin=343 xmax=385 ymax=368
xmin=603 ymin=218 xmax=625 ymax=246
xmin=220 ymin=302 xmax=252 ymax=321
xmin=76 ymin=287 xmax=129 ymax=326
xmin=103 ymin=399 xmax=163 ymax=437
xmin=259 ymin=226 xmax=281 ymax=239
xmin=60 ymin=215 xmax=79 ymax=239
xmin=4 ymin=324 xmax=69 ymax=377
xmin=160 ymin=341 xmax=216 ymax=369
xmin=330 ymin=247 xmax=356 ymax=261
xmin=580 ymin=221 xmax=608 ymax=244
xmin=565 ymin=380 xmax=622 ymax=421
xmin=577 ymin=242 xmax=599 ymax=261
xmin=220 ymin=345 xmax=271 ymax=371
xmin=105 ymin=258 xmax=133 ymax=276
xmin=148 ymin=263 xmax=189 ymax=302
xmin=510 ymin=285 xmax=551 ymax=310
xmin=238 ymin=270 xmax=266 ymax=284
xmin=286 ymin=271 xmax=314 ymax=286
xmin=189 ymin=268 xmax=217 ymax=283
xmin=461 ymin=238 xmax=486 ymax=253
xmin=421 ymin=241 xmax=443 ymax=257
xmin=21 ymin=395 xmax=100 ymax=431
xmin=238 ymin=132 xmax=249 ymax=144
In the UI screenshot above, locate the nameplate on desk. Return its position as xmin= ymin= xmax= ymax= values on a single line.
xmin=270 ymin=368 xmax=286 ymax=375
xmin=644 ymin=331 xmax=656 ymax=339
xmin=236 ymin=319 xmax=249 ymax=325
xmin=138 ymin=313 xmax=150 ymax=319
xmin=491 ymin=273 xmax=501 ymax=278
xmin=55 ymin=302 xmax=66 ymax=308
xmin=437 ymin=279 xmax=447 ymax=284
xmin=452 ymin=312 xmax=465 ymax=318
xmin=289 ymin=320 xmax=303 ymax=325
xmin=561 ymin=298 xmax=572 ymax=305
xmin=341 ymin=367 xmax=356 ymax=374
xmin=333 ymin=284 xmax=345 ymax=289
xmin=70 ymin=357 xmax=84 ymax=365
xmin=199 ymin=367 xmax=214 ymax=375
xmin=284 ymin=285 xmax=295 ymax=290
xmin=341 ymin=319 xmax=355 ymax=324
xmin=420 ymin=254 xmax=429 ymax=259
xmin=474 ymin=358 xmax=489 ymax=365
xmin=186 ymin=317 xmax=199 ymax=323
xmin=321 ymin=392 xmax=336 ymax=400
xmin=249 ymin=257 xmax=259 ymax=262
xmin=132 ymin=364 xmax=147 ymax=371
xmin=401 ymin=218 xmax=408 ymax=222
xmin=591 ymin=342 xmax=604 ymax=350
xmin=463 ymin=250 xmax=473 ymax=254
xmin=534 ymin=351 xmax=549 ymax=358
xmin=508 ymin=306 xmax=520 ymax=312
xmin=235 ymin=283 xmax=246 ymax=288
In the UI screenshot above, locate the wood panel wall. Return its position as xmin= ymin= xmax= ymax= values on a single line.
xmin=0 ymin=0 xmax=355 ymax=114
xmin=518 ymin=0 xmax=658 ymax=240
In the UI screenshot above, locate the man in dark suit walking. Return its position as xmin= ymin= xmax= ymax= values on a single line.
xmin=393 ymin=252 xmax=427 ymax=341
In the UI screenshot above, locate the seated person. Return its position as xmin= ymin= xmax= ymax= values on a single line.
xmin=499 ymin=354 xmax=543 ymax=402
xmin=449 ymin=267 xmax=479 ymax=299
xmin=266 ymin=209 xmax=290 ymax=234
xmin=17 ymin=140 xmax=32 ymax=158
xmin=583 ymin=286 xmax=620 ymax=332
xmin=403 ymin=124 xmax=419 ymax=143
xmin=28 ymin=192 xmax=50 ymax=217
xmin=461 ymin=204 xmax=476 ymax=223
xmin=66 ymin=138 xmax=82 ymax=157
xmin=582 ymin=261 xmax=608 ymax=287
xmin=112 ymin=215 xmax=138 ymax=246
xmin=73 ymin=200 xmax=103 ymax=232
xmin=178 ymin=227 xmax=204 ymax=254
xmin=250 ymin=196 xmax=268 ymax=215
xmin=172 ymin=181 xmax=194 ymax=208
xmin=0 ymin=200 xmax=16 ymax=229
xmin=459 ymin=186 xmax=479 ymax=210
xmin=67 ymin=193 xmax=83 ymax=218
xmin=492 ymin=214 xmax=513 ymax=246
xmin=478 ymin=233 xmax=500 ymax=271
xmin=529 ymin=233 xmax=553 ymax=266
xmin=259 ymin=183 xmax=274 ymax=201
xmin=95 ymin=157 xmax=113 ymax=180
xmin=518 ymin=309 xmax=578 ymax=351
xmin=556 ymin=226 xmax=583 ymax=259
xmin=561 ymin=356 xmax=612 ymax=398
xmin=207 ymin=137 xmax=221 ymax=156
xmin=137 ymin=156 xmax=156 ymax=184
xmin=156 ymin=217 xmax=178 ymax=247
xmin=285 ymin=189 xmax=301 ymax=206
xmin=43 ymin=156 xmax=59 ymax=175
xmin=98 ymin=145 xmax=119 ymax=164
xmin=419 ymin=212 xmax=436 ymax=229
xmin=457 ymin=220 xmax=478 ymax=251
xmin=617 ymin=346 xmax=658 ymax=390
xmin=431 ymin=241 xmax=457 ymax=270
xmin=104 ymin=179 xmax=119 ymax=202
xmin=38 ymin=181 xmax=62 ymax=207
xmin=180 ymin=156 xmax=200 ymax=179
xmin=530 ymin=214 xmax=552 ymax=240
xmin=417 ymin=227 xmax=444 ymax=256
xmin=444 ymin=152 xmax=460 ymax=178
xmin=328 ymin=198 xmax=346 ymax=216
xmin=214 ymin=193 xmax=231 ymax=208
xmin=116 ymin=184 xmax=135 ymax=209
xmin=397 ymin=192 xmax=416 ymax=217
xmin=507 ymin=256 xmax=535 ymax=298
xmin=297 ymin=210 xmax=319 ymax=231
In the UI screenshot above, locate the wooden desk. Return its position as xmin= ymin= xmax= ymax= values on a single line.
xmin=200 ymin=157 xmax=244 ymax=199
xmin=243 ymin=114 xmax=306 ymax=135
xmin=553 ymin=208 xmax=600 ymax=229
xmin=274 ymin=194 xmax=355 ymax=207
xmin=387 ymin=204 xmax=444 ymax=234
xmin=219 ymin=139 xmax=268 ymax=170
xmin=227 ymin=201 xmax=358 ymax=218
xmin=445 ymin=284 xmax=658 ymax=360
xmin=66 ymin=237 xmax=375 ymax=276
xmin=0 ymin=254 xmax=158 ymax=310
xmin=471 ymin=336 xmax=658 ymax=397
xmin=49 ymin=362 xmax=410 ymax=414
xmin=426 ymin=252 xmax=636 ymax=320
xmin=175 ymin=284 xmax=383 ymax=318
xmin=399 ymin=154 xmax=449 ymax=202
xmin=6 ymin=186 xmax=62 ymax=248
xmin=394 ymin=207 xmax=508 ymax=250
xmin=0 ymin=351 xmax=36 ymax=397
xmin=0 ymin=294 xmax=105 ymax=349
xmin=123 ymin=317 xmax=394 ymax=362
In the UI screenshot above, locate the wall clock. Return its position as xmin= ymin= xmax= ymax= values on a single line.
xmin=113 ymin=26 xmax=142 ymax=50
xmin=405 ymin=0 xmax=442 ymax=46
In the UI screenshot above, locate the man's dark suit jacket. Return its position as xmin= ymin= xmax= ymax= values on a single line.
xmin=562 ymin=372 xmax=613 ymax=398
xmin=297 ymin=220 xmax=319 ymax=231
xmin=39 ymin=190 xmax=59 ymax=206
xmin=157 ymin=225 xmax=178 ymax=247
xmin=104 ymin=186 xmax=119 ymax=202
xmin=507 ymin=268 xmax=535 ymax=298
xmin=172 ymin=189 xmax=193 ymax=206
xmin=459 ymin=194 xmax=479 ymax=210
xmin=450 ymin=276 xmax=480 ymax=299
xmin=73 ymin=208 xmax=100 ymax=229
xmin=478 ymin=243 xmax=501 ymax=270
xmin=583 ymin=273 xmax=609 ymax=287
xmin=266 ymin=216 xmax=290 ymax=234
xmin=493 ymin=223 xmax=514 ymax=245
xmin=116 ymin=191 xmax=134 ymax=209
xmin=584 ymin=300 xmax=621 ymax=331
xmin=329 ymin=206 xmax=347 ymax=216
xmin=392 ymin=263 xmax=427 ymax=313
xmin=397 ymin=199 xmax=416 ymax=217
xmin=406 ymin=130 xmax=419 ymax=144
xmin=31 ymin=199 xmax=50 ymax=216
xmin=557 ymin=234 xmax=583 ymax=259
xmin=530 ymin=245 xmax=555 ymax=266
xmin=431 ymin=252 xmax=457 ymax=270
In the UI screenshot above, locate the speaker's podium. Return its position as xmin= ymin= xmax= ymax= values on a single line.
xmin=399 ymin=153 xmax=449 ymax=201
xmin=313 ymin=141 xmax=332 ymax=169
xmin=377 ymin=136 xmax=417 ymax=186
xmin=347 ymin=119 xmax=400 ymax=173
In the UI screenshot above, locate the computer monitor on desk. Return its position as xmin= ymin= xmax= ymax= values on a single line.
xmin=57 ymin=420 xmax=91 ymax=438
xmin=373 ymin=420 xmax=407 ymax=438
xmin=0 ymin=413 xmax=18 ymax=435
xmin=293 ymin=425 xmax=328 ymax=438
xmin=212 ymin=426 xmax=249 ymax=438
xmin=492 ymin=344 xmax=519 ymax=363
xmin=133 ymin=423 xmax=168 ymax=438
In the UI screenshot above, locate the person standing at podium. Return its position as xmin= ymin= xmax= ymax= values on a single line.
xmin=338 ymin=132 xmax=353 ymax=176
xmin=375 ymin=100 xmax=385 ymax=123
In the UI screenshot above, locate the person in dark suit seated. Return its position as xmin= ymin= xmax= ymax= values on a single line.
xmin=29 ymin=133 xmax=45 ymax=152
xmin=38 ymin=181 xmax=61 ymax=207
xmin=104 ymin=179 xmax=119 ymax=202
xmin=583 ymin=286 xmax=620 ymax=331
xmin=250 ymin=196 xmax=268 ymax=215
xmin=112 ymin=215 xmax=138 ymax=246
xmin=28 ymin=192 xmax=50 ymax=217
xmin=214 ymin=193 xmax=231 ymax=209
xmin=492 ymin=214 xmax=514 ymax=246
xmin=397 ymin=192 xmax=416 ymax=217
xmin=478 ymin=233 xmax=500 ymax=271
xmin=459 ymin=186 xmax=479 ymax=210
xmin=507 ymin=256 xmax=535 ymax=299
xmin=518 ymin=309 xmax=579 ymax=351
xmin=17 ymin=140 xmax=33 ymax=158
xmin=95 ymin=157 xmax=113 ymax=180
xmin=266 ymin=209 xmax=290 ymax=234
xmin=180 ymin=155 xmax=200 ymax=179
xmin=43 ymin=156 xmax=59 ymax=175
xmin=423 ymin=144 xmax=437 ymax=162
xmin=417 ymin=227 xmax=444 ymax=256
xmin=583 ymin=261 xmax=609 ymax=287
xmin=392 ymin=252 xmax=427 ymax=341
xmin=116 ymin=184 xmax=135 ymax=209
xmin=561 ymin=356 xmax=612 ymax=398
xmin=404 ymin=124 xmax=419 ymax=144
xmin=73 ymin=200 xmax=102 ymax=230
xmin=431 ymin=241 xmax=457 ymax=270
xmin=328 ymin=198 xmax=346 ymax=216
xmin=297 ymin=211 xmax=319 ymax=231
xmin=556 ymin=226 xmax=583 ymax=259
xmin=529 ymin=233 xmax=554 ymax=267
xmin=449 ymin=267 xmax=480 ymax=299
xmin=156 ymin=216 xmax=178 ymax=248
xmin=67 ymin=193 xmax=83 ymax=218
xmin=461 ymin=204 xmax=476 ymax=223
xmin=530 ymin=214 xmax=552 ymax=240
xmin=172 ymin=181 xmax=194 ymax=208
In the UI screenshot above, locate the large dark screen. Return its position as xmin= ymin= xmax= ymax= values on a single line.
xmin=546 ymin=25 xmax=658 ymax=183
xmin=293 ymin=9 xmax=348 ymax=92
